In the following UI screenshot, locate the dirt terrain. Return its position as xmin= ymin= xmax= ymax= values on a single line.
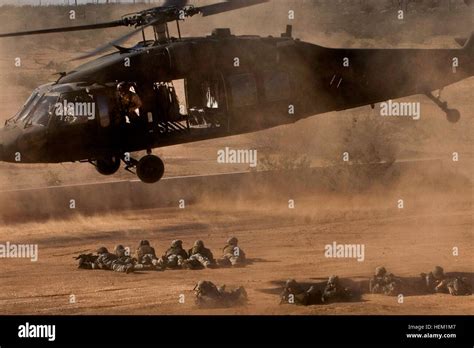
xmin=0 ymin=1 xmax=472 ymax=315
xmin=0 ymin=178 xmax=472 ymax=315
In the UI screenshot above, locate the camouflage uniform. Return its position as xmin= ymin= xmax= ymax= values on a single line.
xmin=422 ymin=266 xmax=472 ymax=296
xmin=446 ymin=277 xmax=472 ymax=296
xmin=114 ymin=245 xmax=134 ymax=263
xmin=163 ymin=240 xmax=188 ymax=269
xmin=218 ymin=237 xmax=246 ymax=267
xmin=421 ymin=266 xmax=447 ymax=293
xmin=280 ymin=279 xmax=322 ymax=306
xmin=96 ymin=247 xmax=134 ymax=273
xmin=75 ymin=253 xmax=99 ymax=269
xmin=117 ymin=81 xmax=143 ymax=123
xmin=369 ymin=266 xmax=402 ymax=296
xmin=134 ymin=240 xmax=165 ymax=271
xmin=321 ymin=275 xmax=352 ymax=303
xmin=194 ymin=280 xmax=247 ymax=308
xmin=184 ymin=240 xmax=216 ymax=269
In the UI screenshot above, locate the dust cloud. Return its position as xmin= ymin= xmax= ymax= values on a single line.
xmin=0 ymin=0 xmax=471 ymax=221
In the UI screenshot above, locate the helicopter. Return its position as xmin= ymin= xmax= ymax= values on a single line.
xmin=0 ymin=0 xmax=472 ymax=183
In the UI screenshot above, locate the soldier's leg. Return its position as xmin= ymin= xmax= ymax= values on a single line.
xmin=150 ymin=257 xmax=165 ymax=271
xmin=112 ymin=264 xmax=124 ymax=272
xmin=371 ymin=283 xmax=382 ymax=294
xmin=449 ymin=278 xmax=471 ymax=296
xmin=196 ymin=254 xmax=211 ymax=268
xmin=229 ymin=254 xmax=246 ymax=266
xmin=166 ymin=255 xmax=179 ymax=268
xmin=135 ymin=263 xmax=154 ymax=270
xmin=176 ymin=255 xmax=185 ymax=267
xmin=112 ymin=263 xmax=134 ymax=273
xmin=306 ymin=286 xmax=322 ymax=305
xmin=217 ymin=255 xmax=232 ymax=267
xmin=322 ymin=289 xmax=339 ymax=303
xmin=183 ymin=255 xmax=204 ymax=269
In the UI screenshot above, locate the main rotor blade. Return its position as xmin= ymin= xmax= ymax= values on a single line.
xmin=72 ymin=18 xmax=160 ymax=61
xmin=199 ymin=0 xmax=269 ymax=17
xmin=162 ymin=0 xmax=188 ymax=6
xmin=0 ymin=20 xmax=125 ymax=38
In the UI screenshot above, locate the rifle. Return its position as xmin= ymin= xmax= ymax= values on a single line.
xmin=74 ymin=253 xmax=99 ymax=269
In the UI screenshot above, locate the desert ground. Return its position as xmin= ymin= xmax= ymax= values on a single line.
xmin=0 ymin=0 xmax=472 ymax=315
xmin=0 ymin=176 xmax=472 ymax=315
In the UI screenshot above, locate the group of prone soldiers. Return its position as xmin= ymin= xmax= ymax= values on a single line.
xmin=281 ymin=265 xmax=472 ymax=306
xmin=280 ymin=275 xmax=352 ymax=306
xmin=370 ymin=265 xmax=471 ymax=296
xmin=75 ymin=237 xmax=246 ymax=273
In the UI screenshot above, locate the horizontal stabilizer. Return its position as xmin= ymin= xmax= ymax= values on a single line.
xmin=463 ymin=32 xmax=474 ymax=52
xmin=455 ymin=37 xmax=467 ymax=47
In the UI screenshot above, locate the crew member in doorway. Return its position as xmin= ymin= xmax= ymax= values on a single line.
xmin=117 ymin=81 xmax=143 ymax=124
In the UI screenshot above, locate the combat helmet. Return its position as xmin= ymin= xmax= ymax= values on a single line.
xmin=117 ymin=81 xmax=133 ymax=94
xmin=432 ymin=266 xmax=445 ymax=279
xmin=114 ymin=244 xmax=125 ymax=252
xmin=227 ymin=237 xmax=238 ymax=246
xmin=139 ymin=240 xmax=150 ymax=247
xmin=114 ymin=244 xmax=126 ymax=257
xmin=375 ymin=266 xmax=387 ymax=277
xmin=96 ymin=247 xmax=108 ymax=254
xmin=171 ymin=239 xmax=183 ymax=248
xmin=285 ymin=279 xmax=298 ymax=288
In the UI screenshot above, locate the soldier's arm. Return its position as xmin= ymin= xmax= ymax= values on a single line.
xmin=131 ymin=94 xmax=143 ymax=110
xmin=279 ymin=289 xmax=289 ymax=304
xmin=435 ymin=279 xmax=449 ymax=291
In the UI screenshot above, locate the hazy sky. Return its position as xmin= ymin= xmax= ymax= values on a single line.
xmin=0 ymin=0 xmax=162 ymax=5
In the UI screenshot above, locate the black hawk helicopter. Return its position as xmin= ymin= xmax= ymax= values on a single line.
xmin=0 ymin=0 xmax=472 ymax=183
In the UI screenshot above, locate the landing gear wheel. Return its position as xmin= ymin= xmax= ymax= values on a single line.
xmin=136 ymin=155 xmax=165 ymax=184
xmin=96 ymin=156 xmax=121 ymax=176
xmin=425 ymin=91 xmax=461 ymax=124
xmin=446 ymin=109 xmax=461 ymax=123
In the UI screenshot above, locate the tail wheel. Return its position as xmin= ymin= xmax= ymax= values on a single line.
xmin=136 ymin=155 xmax=165 ymax=184
xmin=96 ymin=156 xmax=121 ymax=176
xmin=446 ymin=109 xmax=461 ymax=123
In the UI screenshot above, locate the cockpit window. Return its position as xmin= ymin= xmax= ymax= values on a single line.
xmin=27 ymin=95 xmax=58 ymax=127
xmin=13 ymin=92 xmax=41 ymax=123
xmin=55 ymin=91 xmax=95 ymax=126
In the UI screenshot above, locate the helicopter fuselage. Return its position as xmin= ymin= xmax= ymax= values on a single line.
xmin=0 ymin=29 xmax=472 ymax=175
